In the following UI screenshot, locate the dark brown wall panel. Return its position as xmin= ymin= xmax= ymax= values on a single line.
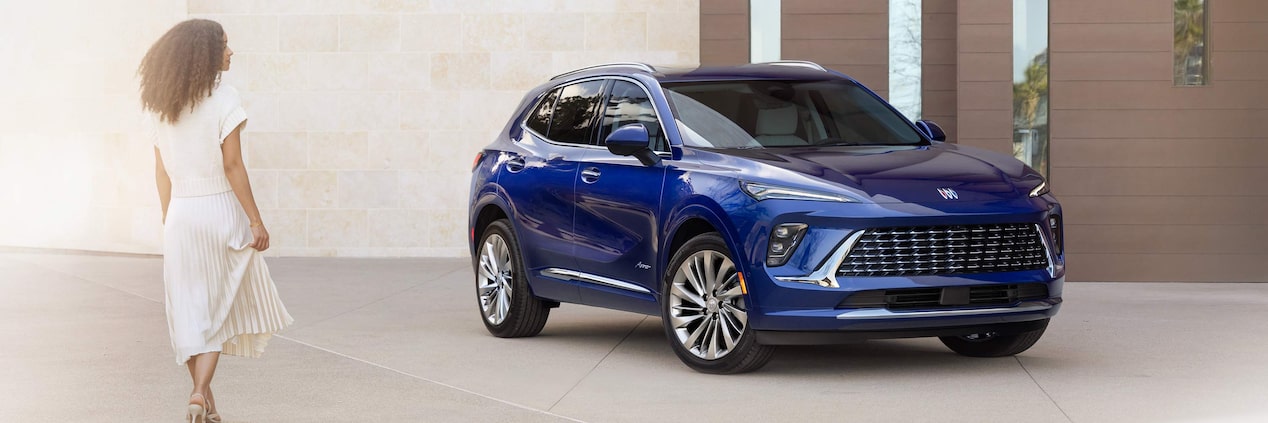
xmin=956 ymin=0 xmax=1011 ymax=154
xmin=1051 ymin=0 xmax=1268 ymax=282
xmin=1212 ymin=23 xmax=1268 ymax=51
xmin=1050 ymin=0 xmax=1171 ymax=24
xmin=1050 ymin=167 xmax=1266 ymax=197
xmin=1050 ymin=109 xmax=1264 ymax=139
xmin=1058 ymin=196 xmax=1268 ymax=226
xmin=1050 ymin=23 xmax=1171 ymax=52
xmin=783 ymin=1 xmax=888 ymax=91
xmin=1064 ymin=254 xmax=1266 ymax=283
xmin=1050 ymin=52 xmax=1171 ymax=81
xmin=1067 ymin=224 xmax=1267 ymax=255
xmin=700 ymin=0 xmax=749 ymax=65
xmin=783 ymin=0 xmax=887 ymax=14
xmin=1052 ymin=81 xmax=1267 ymax=110
xmin=1051 ymin=138 xmax=1266 ymax=168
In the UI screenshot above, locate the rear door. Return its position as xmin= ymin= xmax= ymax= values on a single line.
xmin=502 ymin=80 xmax=606 ymax=302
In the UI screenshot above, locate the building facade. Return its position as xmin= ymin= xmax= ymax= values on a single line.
xmin=0 ymin=0 xmax=1262 ymax=282
xmin=704 ymin=0 xmax=1266 ymax=282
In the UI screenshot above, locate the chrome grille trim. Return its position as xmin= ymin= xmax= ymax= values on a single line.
xmin=837 ymin=223 xmax=1049 ymax=277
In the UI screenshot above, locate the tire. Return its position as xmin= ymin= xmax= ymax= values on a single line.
xmin=474 ymin=219 xmax=550 ymax=338
xmin=662 ymin=233 xmax=774 ymax=374
xmin=939 ymin=319 xmax=1050 ymax=357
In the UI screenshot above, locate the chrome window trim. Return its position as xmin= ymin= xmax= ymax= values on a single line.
xmin=522 ymin=76 xmax=673 ymax=155
xmin=774 ymin=230 xmax=865 ymax=288
xmin=542 ymin=268 xmax=652 ymax=295
xmin=835 ymin=300 xmax=1056 ymax=320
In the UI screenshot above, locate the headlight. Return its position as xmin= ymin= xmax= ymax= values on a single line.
xmin=741 ymin=181 xmax=857 ymax=202
xmin=766 ymin=223 xmax=808 ymax=267
xmin=1029 ymin=180 xmax=1050 ymax=197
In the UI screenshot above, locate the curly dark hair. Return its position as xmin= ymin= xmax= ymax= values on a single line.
xmin=138 ymin=19 xmax=225 ymax=124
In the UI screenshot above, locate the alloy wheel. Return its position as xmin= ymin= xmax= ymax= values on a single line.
xmin=668 ymin=250 xmax=748 ymax=360
xmin=477 ymin=233 xmax=513 ymax=325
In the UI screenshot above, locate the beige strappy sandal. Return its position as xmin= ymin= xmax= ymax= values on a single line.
xmin=187 ymin=393 xmax=208 ymax=423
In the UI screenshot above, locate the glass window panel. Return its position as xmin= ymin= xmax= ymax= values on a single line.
xmin=526 ymin=88 xmax=560 ymax=136
xmin=597 ymin=80 xmax=666 ymax=151
xmin=750 ymin=0 xmax=781 ymax=63
xmin=1013 ymin=0 xmax=1049 ymax=178
xmin=888 ymin=0 xmax=922 ymax=121
xmin=546 ymin=80 xmax=606 ymax=145
xmin=1174 ymin=0 xmax=1208 ymax=86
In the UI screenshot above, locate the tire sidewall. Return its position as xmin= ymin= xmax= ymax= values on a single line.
xmin=660 ymin=233 xmax=766 ymax=373
xmin=476 ymin=219 xmax=532 ymax=336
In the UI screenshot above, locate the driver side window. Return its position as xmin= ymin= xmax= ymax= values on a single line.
xmin=597 ymin=80 xmax=666 ymax=152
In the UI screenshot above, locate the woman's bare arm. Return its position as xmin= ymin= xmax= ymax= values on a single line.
xmin=155 ymin=147 xmax=171 ymax=223
xmin=221 ymin=121 xmax=270 ymax=251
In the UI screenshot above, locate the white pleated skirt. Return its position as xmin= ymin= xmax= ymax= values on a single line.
xmin=163 ymin=190 xmax=294 ymax=365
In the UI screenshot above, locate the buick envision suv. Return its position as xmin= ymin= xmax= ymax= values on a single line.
xmin=468 ymin=61 xmax=1063 ymax=373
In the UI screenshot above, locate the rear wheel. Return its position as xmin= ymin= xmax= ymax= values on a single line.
xmin=939 ymin=319 xmax=1049 ymax=357
xmin=662 ymin=233 xmax=774 ymax=374
xmin=475 ymin=219 xmax=549 ymax=338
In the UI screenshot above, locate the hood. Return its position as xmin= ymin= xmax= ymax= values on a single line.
xmin=714 ymin=143 xmax=1044 ymax=204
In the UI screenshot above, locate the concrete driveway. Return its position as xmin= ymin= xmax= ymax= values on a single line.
xmin=2 ymin=251 xmax=1266 ymax=422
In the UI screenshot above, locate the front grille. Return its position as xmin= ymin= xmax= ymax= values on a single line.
xmin=837 ymin=223 xmax=1049 ymax=277
xmin=839 ymin=283 xmax=1049 ymax=309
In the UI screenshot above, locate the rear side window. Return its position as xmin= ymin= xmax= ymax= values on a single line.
xmin=525 ymin=88 xmax=560 ymax=136
xmin=546 ymin=80 xmax=606 ymax=145
xmin=597 ymin=80 xmax=666 ymax=152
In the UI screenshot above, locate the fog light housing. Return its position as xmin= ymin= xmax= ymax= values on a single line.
xmin=767 ymin=223 xmax=808 ymax=267
xmin=1048 ymin=215 xmax=1063 ymax=254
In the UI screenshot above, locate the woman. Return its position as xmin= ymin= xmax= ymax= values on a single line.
xmin=139 ymin=19 xmax=293 ymax=423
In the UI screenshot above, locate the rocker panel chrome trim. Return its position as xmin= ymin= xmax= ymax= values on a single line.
xmin=541 ymin=268 xmax=652 ymax=294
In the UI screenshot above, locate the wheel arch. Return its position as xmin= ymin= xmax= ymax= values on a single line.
xmin=470 ymin=193 xmax=511 ymax=256
xmin=660 ymin=200 xmax=745 ymax=282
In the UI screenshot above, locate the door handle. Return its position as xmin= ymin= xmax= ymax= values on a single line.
xmin=580 ymin=167 xmax=601 ymax=183
xmin=506 ymin=157 xmax=526 ymax=173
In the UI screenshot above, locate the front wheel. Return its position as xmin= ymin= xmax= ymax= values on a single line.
xmin=474 ymin=219 xmax=549 ymax=338
xmin=939 ymin=319 xmax=1050 ymax=357
xmin=662 ymin=233 xmax=774 ymax=374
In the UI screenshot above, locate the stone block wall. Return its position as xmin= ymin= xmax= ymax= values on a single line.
xmin=0 ymin=0 xmax=700 ymax=257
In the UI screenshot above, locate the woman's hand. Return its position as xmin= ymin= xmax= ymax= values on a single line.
xmin=249 ymin=223 xmax=270 ymax=252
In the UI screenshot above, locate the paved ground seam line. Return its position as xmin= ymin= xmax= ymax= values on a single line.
xmin=548 ymin=315 xmax=649 ymax=412
xmin=1015 ymin=356 xmax=1074 ymax=422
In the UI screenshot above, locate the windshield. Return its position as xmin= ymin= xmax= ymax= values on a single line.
xmin=664 ymin=80 xmax=925 ymax=149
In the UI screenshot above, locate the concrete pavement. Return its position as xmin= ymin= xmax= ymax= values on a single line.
xmin=2 ymin=251 xmax=1266 ymax=422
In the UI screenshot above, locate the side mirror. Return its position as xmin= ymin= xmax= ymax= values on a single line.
xmin=605 ymin=123 xmax=661 ymax=166
xmin=915 ymin=120 xmax=947 ymax=142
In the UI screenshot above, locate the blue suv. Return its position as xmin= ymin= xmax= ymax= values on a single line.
xmin=468 ymin=61 xmax=1063 ymax=373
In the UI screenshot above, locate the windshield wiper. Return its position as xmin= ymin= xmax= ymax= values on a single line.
xmin=814 ymin=137 xmax=864 ymax=146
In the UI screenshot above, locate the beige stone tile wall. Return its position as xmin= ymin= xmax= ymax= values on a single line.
xmin=187 ymin=0 xmax=701 ymax=257
xmin=0 ymin=1 xmax=698 ymax=258
xmin=0 ymin=0 xmax=187 ymax=255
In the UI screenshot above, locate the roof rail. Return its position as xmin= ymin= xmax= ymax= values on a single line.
xmin=550 ymin=62 xmax=657 ymax=80
xmin=756 ymin=60 xmax=828 ymax=72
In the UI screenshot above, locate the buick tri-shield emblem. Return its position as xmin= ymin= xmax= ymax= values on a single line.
xmin=938 ymin=188 xmax=959 ymax=200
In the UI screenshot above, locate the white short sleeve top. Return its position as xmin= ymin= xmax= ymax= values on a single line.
xmin=152 ymin=84 xmax=248 ymax=198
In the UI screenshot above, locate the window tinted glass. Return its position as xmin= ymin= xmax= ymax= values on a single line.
xmin=525 ymin=88 xmax=560 ymax=136
xmin=664 ymin=80 xmax=924 ymax=149
xmin=1174 ymin=0 xmax=1208 ymax=86
xmin=597 ymin=80 xmax=666 ymax=152
xmin=547 ymin=80 xmax=606 ymax=145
